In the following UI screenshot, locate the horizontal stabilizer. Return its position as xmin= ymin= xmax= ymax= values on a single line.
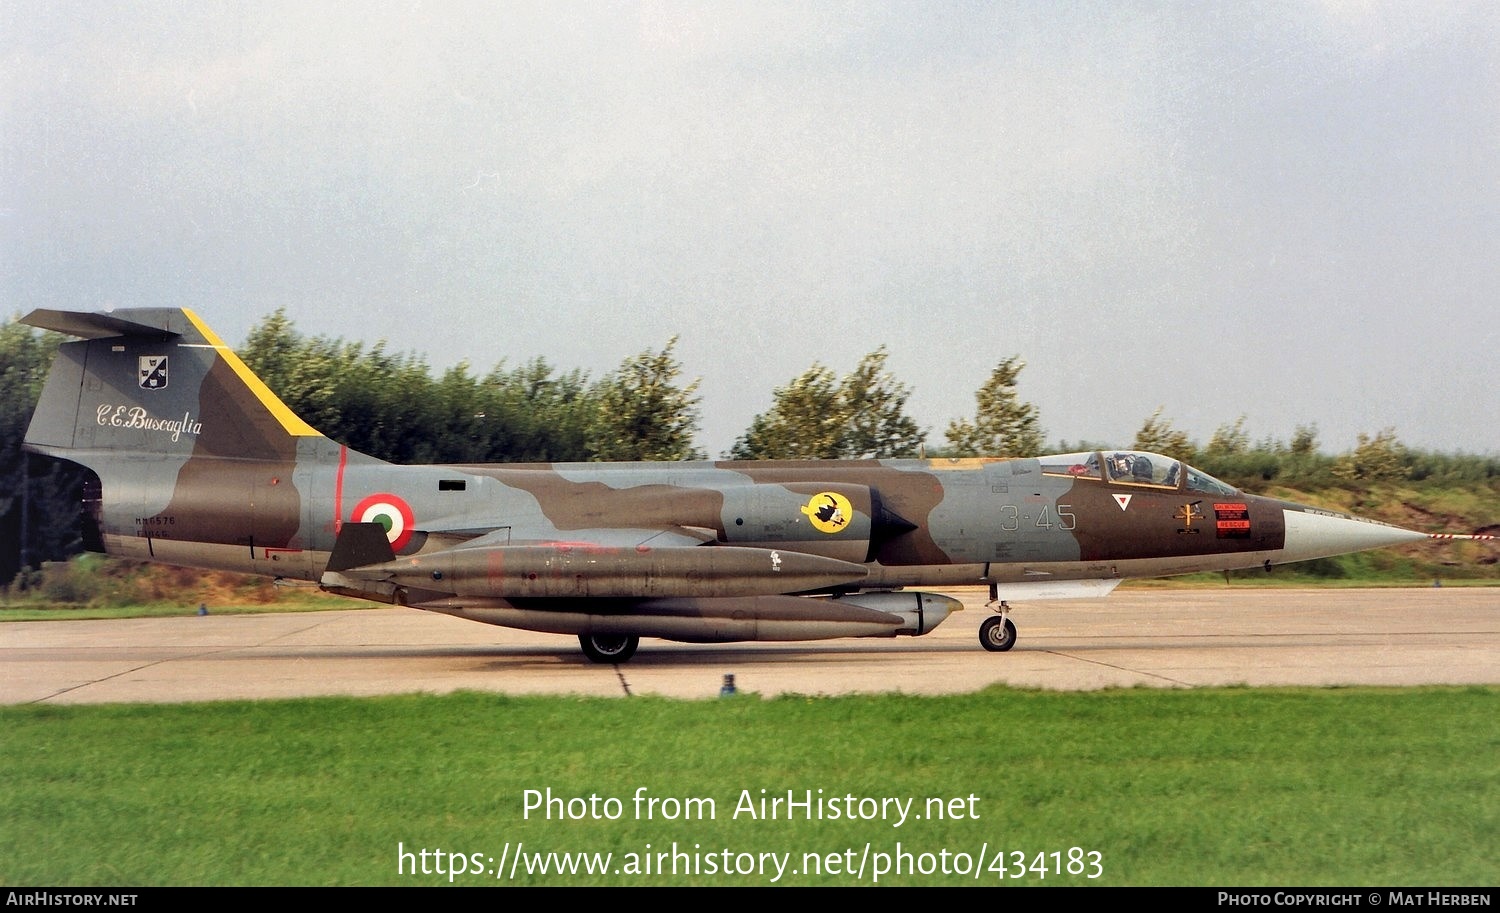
xmin=22 ymin=308 xmax=187 ymax=340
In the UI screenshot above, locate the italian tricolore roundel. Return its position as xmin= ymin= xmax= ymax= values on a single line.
xmin=351 ymin=493 xmax=416 ymax=551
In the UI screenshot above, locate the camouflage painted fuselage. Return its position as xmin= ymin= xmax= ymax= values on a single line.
xmin=23 ymin=307 xmax=1431 ymax=654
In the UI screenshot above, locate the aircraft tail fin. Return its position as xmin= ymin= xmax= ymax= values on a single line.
xmin=23 ymin=307 xmax=324 ymax=468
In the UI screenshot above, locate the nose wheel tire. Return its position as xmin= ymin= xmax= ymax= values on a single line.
xmin=979 ymin=616 xmax=1017 ymax=652
xmin=579 ymin=633 xmax=640 ymax=664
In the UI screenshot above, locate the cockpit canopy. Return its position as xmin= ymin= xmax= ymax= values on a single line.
xmin=1038 ymin=450 xmax=1239 ymax=496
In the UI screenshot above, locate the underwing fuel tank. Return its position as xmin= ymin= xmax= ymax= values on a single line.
xmin=365 ymin=543 xmax=869 ymax=599
xmin=822 ymin=590 xmax=960 ymax=636
xmin=416 ymin=590 xmax=959 ymax=643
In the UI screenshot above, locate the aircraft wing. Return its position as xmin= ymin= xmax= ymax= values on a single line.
xmin=444 ymin=524 xmax=719 ymax=551
xmin=987 ymin=579 xmax=1123 ymax=601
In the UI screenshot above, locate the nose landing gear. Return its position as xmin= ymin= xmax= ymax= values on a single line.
xmin=979 ymin=613 xmax=1017 ymax=652
xmin=979 ymin=590 xmax=1017 ymax=652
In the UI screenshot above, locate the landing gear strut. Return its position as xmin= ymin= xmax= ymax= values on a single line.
xmin=579 ymin=633 xmax=639 ymax=664
xmin=979 ymin=586 xmax=1017 ymax=652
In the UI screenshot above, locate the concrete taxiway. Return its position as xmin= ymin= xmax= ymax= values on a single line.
xmin=2 ymin=587 xmax=1496 ymax=704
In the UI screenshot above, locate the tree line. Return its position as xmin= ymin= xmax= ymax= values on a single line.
xmin=1 ymin=311 xmax=1496 ymax=584
xmin=241 ymin=310 xmax=704 ymax=464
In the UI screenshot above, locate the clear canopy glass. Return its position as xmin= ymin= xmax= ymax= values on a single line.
xmin=1038 ymin=451 xmax=1238 ymax=495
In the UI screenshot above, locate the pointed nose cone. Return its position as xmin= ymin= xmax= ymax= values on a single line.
xmin=1278 ymin=506 xmax=1430 ymax=564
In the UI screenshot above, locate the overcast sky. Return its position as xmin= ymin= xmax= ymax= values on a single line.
xmin=4 ymin=1 xmax=1497 ymax=457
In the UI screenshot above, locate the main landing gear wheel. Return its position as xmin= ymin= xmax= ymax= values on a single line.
xmin=579 ymin=633 xmax=640 ymax=664
xmin=979 ymin=616 xmax=1017 ymax=652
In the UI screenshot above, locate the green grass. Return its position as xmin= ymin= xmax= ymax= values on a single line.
xmin=0 ymin=597 xmax=356 ymax=622
xmin=3 ymin=687 xmax=1495 ymax=886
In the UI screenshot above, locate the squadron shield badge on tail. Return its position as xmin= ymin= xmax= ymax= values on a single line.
xmin=138 ymin=355 xmax=168 ymax=390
